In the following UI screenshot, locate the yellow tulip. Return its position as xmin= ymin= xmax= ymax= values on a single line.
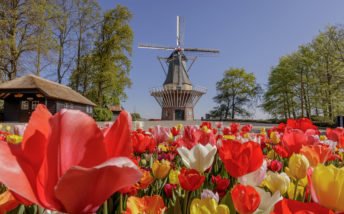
xmin=319 ymin=135 xmax=327 ymax=141
xmin=284 ymin=167 xmax=308 ymax=187
xmin=267 ymin=150 xmax=275 ymax=159
xmin=169 ymin=169 xmax=180 ymax=185
xmin=158 ymin=145 xmax=168 ymax=152
xmin=5 ymin=126 xmax=10 ymax=132
xmin=222 ymin=135 xmax=235 ymax=140
xmin=6 ymin=135 xmax=22 ymax=144
xmin=190 ymin=198 xmax=229 ymax=214
xmin=201 ymin=126 xmax=211 ymax=133
xmin=177 ymin=123 xmax=183 ymax=131
xmin=312 ymin=164 xmax=344 ymax=211
xmin=152 ymin=160 xmax=170 ymax=179
xmin=264 ymin=171 xmax=290 ymax=195
xmin=260 ymin=127 xmax=266 ymax=136
xmin=0 ymin=124 xmax=2 ymax=130
xmin=288 ymin=154 xmax=309 ymax=180
xmin=270 ymin=132 xmax=280 ymax=144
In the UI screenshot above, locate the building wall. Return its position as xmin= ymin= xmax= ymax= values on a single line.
xmin=56 ymin=100 xmax=94 ymax=117
xmin=161 ymin=107 xmax=194 ymax=121
xmin=4 ymin=98 xmax=19 ymax=121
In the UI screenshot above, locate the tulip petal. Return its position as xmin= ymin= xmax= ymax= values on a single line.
xmin=104 ymin=110 xmax=133 ymax=158
xmin=55 ymin=157 xmax=142 ymax=213
xmin=0 ymin=190 xmax=19 ymax=213
xmin=0 ymin=142 xmax=38 ymax=205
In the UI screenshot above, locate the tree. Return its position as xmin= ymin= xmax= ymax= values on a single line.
xmin=212 ymin=67 xmax=261 ymax=119
xmin=0 ymin=0 xmax=50 ymax=80
xmin=88 ymin=5 xmax=133 ymax=107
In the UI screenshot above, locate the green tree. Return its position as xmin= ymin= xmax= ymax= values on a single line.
xmin=212 ymin=67 xmax=261 ymax=119
xmin=88 ymin=5 xmax=133 ymax=107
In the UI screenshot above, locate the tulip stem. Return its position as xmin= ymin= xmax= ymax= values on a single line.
xmin=183 ymin=191 xmax=190 ymax=214
xmin=120 ymin=193 xmax=123 ymax=213
xmin=293 ymin=179 xmax=299 ymax=200
xmin=103 ymin=199 xmax=108 ymax=214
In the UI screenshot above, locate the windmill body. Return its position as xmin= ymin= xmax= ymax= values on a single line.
xmin=140 ymin=16 xmax=219 ymax=120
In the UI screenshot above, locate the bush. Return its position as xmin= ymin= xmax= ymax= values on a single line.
xmin=93 ymin=107 xmax=113 ymax=121
xmin=131 ymin=113 xmax=141 ymax=121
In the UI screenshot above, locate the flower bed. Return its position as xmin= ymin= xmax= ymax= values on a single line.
xmin=0 ymin=105 xmax=343 ymax=213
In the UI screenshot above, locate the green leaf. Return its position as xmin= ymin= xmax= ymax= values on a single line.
xmin=220 ymin=190 xmax=236 ymax=214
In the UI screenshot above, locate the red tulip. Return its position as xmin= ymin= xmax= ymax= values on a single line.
xmin=272 ymin=198 xmax=334 ymax=214
xmin=170 ymin=126 xmax=181 ymax=137
xmin=286 ymin=118 xmax=319 ymax=133
xmin=326 ymin=127 xmax=344 ymax=148
xmin=178 ymin=168 xmax=205 ymax=191
xmin=241 ymin=124 xmax=253 ymax=134
xmin=219 ymin=139 xmax=263 ymax=177
xmin=211 ymin=175 xmax=229 ymax=191
xmin=0 ymin=190 xmax=20 ymax=213
xmin=269 ymin=160 xmax=282 ymax=172
xmin=230 ymin=123 xmax=241 ymax=135
xmin=231 ymin=184 xmax=260 ymax=214
xmin=131 ymin=131 xmax=156 ymax=153
xmin=0 ymin=105 xmax=142 ymax=213
xmin=282 ymin=128 xmax=317 ymax=156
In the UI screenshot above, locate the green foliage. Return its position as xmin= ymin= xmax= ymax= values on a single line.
xmin=211 ymin=67 xmax=261 ymax=119
xmin=263 ymin=24 xmax=344 ymax=121
xmin=93 ymin=107 xmax=113 ymax=121
xmin=131 ymin=113 xmax=141 ymax=121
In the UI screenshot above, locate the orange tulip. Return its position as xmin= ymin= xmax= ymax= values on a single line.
xmin=300 ymin=145 xmax=332 ymax=167
xmin=123 ymin=195 xmax=166 ymax=214
xmin=135 ymin=169 xmax=154 ymax=189
xmin=0 ymin=190 xmax=19 ymax=213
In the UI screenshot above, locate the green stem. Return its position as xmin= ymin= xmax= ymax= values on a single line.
xmin=293 ymin=179 xmax=299 ymax=200
xmin=120 ymin=193 xmax=123 ymax=213
xmin=183 ymin=191 xmax=190 ymax=214
xmin=103 ymin=199 xmax=108 ymax=214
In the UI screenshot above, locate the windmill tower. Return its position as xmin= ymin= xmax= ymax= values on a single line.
xmin=139 ymin=16 xmax=219 ymax=120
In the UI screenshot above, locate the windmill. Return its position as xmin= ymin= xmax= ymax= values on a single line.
xmin=139 ymin=16 xmax=219 ymax=120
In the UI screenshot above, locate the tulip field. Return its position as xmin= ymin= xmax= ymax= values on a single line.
xmin=0 ymin=104 xmax=343 ymax=213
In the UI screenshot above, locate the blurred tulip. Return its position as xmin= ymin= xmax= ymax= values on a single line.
xmin=177 ymin=123 xmax=183 ymax=131
xmin=264 ymin=171 xmax=290 ymax=195
xmin=123 ymin=195 xmax=166 ymax=214
xmin=0 ymin=190 xmax=19 ymax=213
xmin=152 ymin=160 xmax=170 ymax=179
xmin=4 ymin=126 xmax=10 ymax=132
xmin=254 ymin=187 xmax=282 ymax=214
xmin=231 ymin=184 xmax=260 ymax=214
xmin=135 ymin=169 xmax=154 ymax=189
xmin=178 ymin=168 xmax=205 ymax=191
xmin=170 ymin=126 xmax=181 ymax=137
xmin=169 ymin=169 xmax=180 ymax=185
xmin=269 ymin=160 xmax=282 ymax=172
xmin=310 ymin=164 xmax=344 ymax=211
xmin=177 ymin=143 xmax=217 ymax=173
xmin=270 ymin=132 xmax=280 ymax=144
xmin=152 ymin=125 xmax=170 ymax=144
xmin=272 ymin=198 xmax=334 ymax=214
xmin=0 ymin=105 xmax=142 ymax=213
xmin=201 ymin=189 xmax=219 ymax=203
xmin=238 ymin=160 xmax=267 ymax=186
xmin=134 ymin=121 xmax=144 ymax=130
xmin=286 ymin=118 xmax=319 ymax=133
xmin=190 ymin=198 xmax=229 ymax=214
xmin=219 ymin=139 xmax=263 ymax=177
xmin=6 ymin=134 xmax=22 ymax=144
xmin=300 ymin=145 xmax=332 ymax=167
xmin=215 ymin=122 xmax=223 ymax=129
xmin=13 ymin=124 xmax=26 ymax=136
xmin=288 ymin=154 xmax=309 ymax=180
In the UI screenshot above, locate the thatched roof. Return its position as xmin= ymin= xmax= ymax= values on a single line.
xmin=107 ymin=105 xmax=122 ymax=112
xmin=0 ymin=74 xmax=96 ymax=106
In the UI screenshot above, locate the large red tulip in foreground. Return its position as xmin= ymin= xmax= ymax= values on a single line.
xmin=0 ymin=105 xmax=142 ymax=213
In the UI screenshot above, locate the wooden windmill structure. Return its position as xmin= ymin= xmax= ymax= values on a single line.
xmin=139 ymin=16 xmax=219 ymax=120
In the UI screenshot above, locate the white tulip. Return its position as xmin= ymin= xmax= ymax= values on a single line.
xmin=177 ymin=143 xmax=217 ymax=173
xmin=253 ymin=187 xmax=282 ymax=214
xmin=238 ymin=160 xmax=267 ymax=186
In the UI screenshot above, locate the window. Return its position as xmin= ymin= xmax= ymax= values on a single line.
xmin=21 ymin=101 xmax=29 ymax=110
xmin=64 ymin=103 xmax=68 ymax=109
xmin=32 ymin=101 xmax=40 ymax=110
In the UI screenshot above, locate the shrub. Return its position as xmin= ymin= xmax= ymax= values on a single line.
xmin=131 ymin=113 xmax=141 ymax=121
xmin=93 ymin=107 xmax=113 ymax=121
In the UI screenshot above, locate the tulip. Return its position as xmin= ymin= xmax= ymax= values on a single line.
xmin=4 ymin=126 xmax=10 ymax=132
xmin=288 ymin=153 xmax=309 ymax=180
xmin=215 ymin=122 xmax=223 ymax=129
xmin=6 ymin=134 xmax=22 ymax=144
xmin=0 ymin=105 xmax=142 ymax=213
xmin=133 ymin=121 xmax=144 ymax=130
xmin=152 ymin=160 xmax=171 ymax=179
xmin=177 ymin=143 xmax=217 ymax=173
xmin=219 ymin=139 xmax=263 ymax=177
xmin=0 ymin=190 xmax=20 ymax=213
xmin=286 ymin=118 xmax=319 ymax=133
xmin=123 ymin=195 xmax=166 ymax=214
xmin=178 ymin=168 xmax=205 ymax=191
xmin=169 ymin=168 xmax=180 ymax=185
xmin=231 ymin=184 xmax=260 ymax=214
xmin=164 ymin=184 xmax=177 ymax=198
xmin=238 ymin=160 xmax=267 ymax=187
xmin=201 ymin=189 xmax=219 ymax=203
xmin=152 ymin=125 xmax=170 ymax=144
xmin=190 ymin=198 xmax=229 ymax=214
xmin=13 ymin=124 xmax=26 ymax=136
xmin=211 ymin=175 xmax=230 ymax=192
xmin=300 ymin=145 xmax=332 ymax=167
xmin=269 ymin=160 xmax=282 ymax=172
xmin=310 ymin=164 xmax=344 ymax=211
xmin=272 ymin=198 xmax=334 ymax=214
xmin=135 ymin=169 xmax=154 ymax=189
xmin=287 ymin=181 xmax=304 ymax=200
xmin=264 ymin=171 xmax=290 ymax=195
xmin=254 ymin=187 xmax=282 ymax=214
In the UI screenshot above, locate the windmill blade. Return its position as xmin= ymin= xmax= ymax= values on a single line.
xmin=138 ymin=44 xmax=175 ymax=50
xmin=183 ymin=47 xmax=220 ymax=53
xmin=179 ymin=16 xmax=184 ymax=47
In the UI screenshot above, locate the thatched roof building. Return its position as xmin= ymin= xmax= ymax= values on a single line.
xmin=0 ymin=74 xmax=96 ymax=122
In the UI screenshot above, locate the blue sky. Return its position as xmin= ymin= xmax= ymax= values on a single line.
xmin=98 ymin=0 xmax=344 ymax=119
